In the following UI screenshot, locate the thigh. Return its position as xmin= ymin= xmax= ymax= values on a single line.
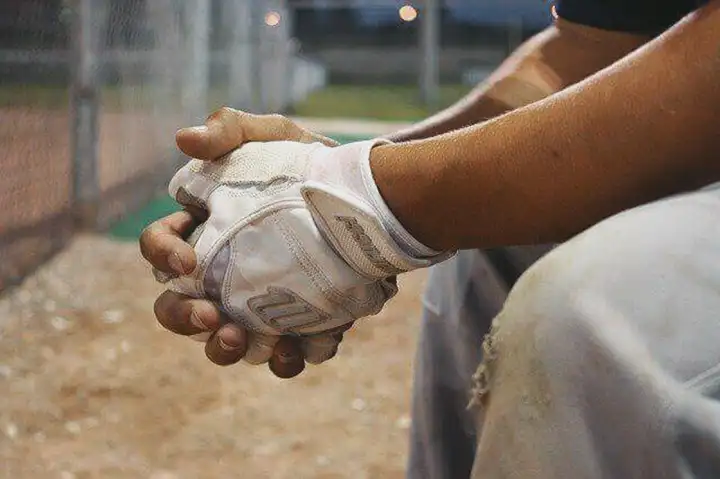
xmin=407 ymin=246 xmax=551 ymax=479
xmin=511 ymin=188 xmax=720 ymax=390
xmin=471 ymin=187 xmax=720 ymax=479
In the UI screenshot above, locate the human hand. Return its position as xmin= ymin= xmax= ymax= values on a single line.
xmin=140 ymin=108 xmax=342 ymax=378
xmin=175 ymin=107 xmax=339 ymax=161
xmin=160 ymin=138 xmax=452 ymax=344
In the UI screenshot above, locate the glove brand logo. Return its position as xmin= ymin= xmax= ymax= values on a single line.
xmin=247 ymin=287 xmax=329 ymax=332
xmin=335 ymin=215 xmax=403 ymax=276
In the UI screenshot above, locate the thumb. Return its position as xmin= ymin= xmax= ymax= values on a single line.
xmin=175 ymin=107 xmax=254 ymax=161
xmin=175 ymin=107 xmax=338 ymax=161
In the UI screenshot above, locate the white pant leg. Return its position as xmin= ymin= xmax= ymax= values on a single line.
xmin=470 ymin=187 xmax=720 ymax=479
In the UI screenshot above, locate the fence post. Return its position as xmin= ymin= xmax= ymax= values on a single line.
xmin=225 ymin=0 xmax=258 ymax=111
xmin=258 ymin=0 xmax=291 ymax=113
xmin=70 ymin=0 xmax=103 ymax=229
xmin=182 ymin=0 xmax=211 ymax=123
xmin=420 ymin=0 xmax=440 ymax=108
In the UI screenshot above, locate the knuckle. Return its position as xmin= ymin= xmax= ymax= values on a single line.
xmin=208 ymin=106 xmax=235 ymax=122
xmin=153 ymin=292 xmax=189 ymax=331
xmin=153 ymin=293 xmax=173 ymax=329
xmin=270 ymin=114 xmax=297 ymax=136
xmin=138 ymin=223 xmax=162 ymax=258
xmin=205 ymin=108 xmax=222 ymax=122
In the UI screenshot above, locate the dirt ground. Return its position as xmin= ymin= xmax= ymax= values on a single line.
xmin=0 ymin=235 xmax=428 ymax=479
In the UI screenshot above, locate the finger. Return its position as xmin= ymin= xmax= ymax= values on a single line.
xmin=154 ymin=291 xmax=226 ymax=338
xmin=330 ymin=322 xmax=354 ymax=336
xmin=139 ymin=211 xmax=199 ymax=275
xmin=302 ymin=333 xmax=341 ymax=365
xmin=204 ymin=323 xmax=248 ymax=366
xmin=292 ymin=126 xmax=339 ymax=147
xmin=182 ymin=204 xmax=208 ymax=223
xmin=269 ymin=337 xmax=306 ymax=379
xmin=242 ymin=332 xmax=279 ymax=365
xmin=302 ymin=322 xmax=353 ymax=365
xmin=175 ymin=107 xmax=338 ymax=161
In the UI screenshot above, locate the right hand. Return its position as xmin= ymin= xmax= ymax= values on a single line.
xmin=160 ymin=136 xmax=453 ymax=366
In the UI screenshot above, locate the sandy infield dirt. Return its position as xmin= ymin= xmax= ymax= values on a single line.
xmin=0 ymin=235 xmax=429 ymax=479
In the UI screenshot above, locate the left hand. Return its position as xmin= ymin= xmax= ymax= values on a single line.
xmin=140 ymin=108 xmax=342 ymax=377
xmin=158 ymin=135 xmax=451 ymax=364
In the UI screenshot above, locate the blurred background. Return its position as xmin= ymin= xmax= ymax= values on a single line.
xmin=0 ymin=1 xmax=552 ymax=477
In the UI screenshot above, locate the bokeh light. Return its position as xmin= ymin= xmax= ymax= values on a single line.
xmin=265 ymin=10 xmax=281 ymax=27
xmin=399 ymin=5 xmax=418 ymax=22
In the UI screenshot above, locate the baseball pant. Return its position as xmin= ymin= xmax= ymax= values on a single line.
xmin=410 ymin=184 xmax=720 ymax=478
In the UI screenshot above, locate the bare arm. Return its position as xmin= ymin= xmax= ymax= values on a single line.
xmin=372 ymin=1 xmax=720 ymax=250
xmin=385 ymin=20 xmax=651 ymax=142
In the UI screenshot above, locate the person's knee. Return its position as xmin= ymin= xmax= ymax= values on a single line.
xmin=470 ymin=248 xmax=638 ymax=418
xmin=469 ymin=252 xmax=584 ymax=410
xmin=470 ymin=202 xmax=659 ymax=408
xmin=472 ymin=190 xmax=720 ymax=408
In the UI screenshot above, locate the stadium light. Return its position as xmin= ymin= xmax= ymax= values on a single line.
xmin=265 ymin=10 xmax=281 ymax=27
xmin=399 ymin=4 xmax=418 ymax=22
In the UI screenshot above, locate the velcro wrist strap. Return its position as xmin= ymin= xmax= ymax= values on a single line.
xmin=302 ymin=184 xmax=448 ymax=279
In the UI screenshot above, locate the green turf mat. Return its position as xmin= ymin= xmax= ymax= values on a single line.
xmin=106 ymin=132 xmax=373 ymax=240
xmin=327 ymin=133 xmax=372 ymax=144
xmin=108 ymin=194 xmax=181 ymax=241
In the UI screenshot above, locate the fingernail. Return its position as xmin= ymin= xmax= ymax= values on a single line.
xmin=278 ymin=352 xmax=300 ymax=364
xmin=168 ymin=252 xmax=187 ymax=275
xmin=189 ymin=310 xmax=208 ymax=332
xmin=218 ymin=337 xmax=240 ymax=351
xmin=189 ymin=125 xmax=209 ymax=134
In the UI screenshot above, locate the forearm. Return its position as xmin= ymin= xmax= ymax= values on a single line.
xmin=385 ymin=21 xmax=650 ymax=143
xmin=373 ymin=2 xmax=720 ymax=250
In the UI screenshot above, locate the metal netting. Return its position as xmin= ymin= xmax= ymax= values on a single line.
xmin=0 ymin=0 xmax=550 ymax=294
xmin=0 ymin=0 xmax=316 ymax=293
xmin=0 ymin=0 xmax=74 ymax=292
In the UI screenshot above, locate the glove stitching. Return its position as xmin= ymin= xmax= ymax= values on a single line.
xmin=302 ymin=190 xmax=385 ymax=280
xmin=303 ymin=189 xmax=413 ymax=278
xmin=222 ymin=179 xmax=299 ymax=198
xmin=272 ymin=214 xmax=386 ymax=318
xmin=272 ymin=214 xmax=374 ymax=315
xmin=222 ymin=239 xmax=275 ymax=336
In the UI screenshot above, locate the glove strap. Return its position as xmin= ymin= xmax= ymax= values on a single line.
xmin=302 ymin=139 xmax=454 ymax=279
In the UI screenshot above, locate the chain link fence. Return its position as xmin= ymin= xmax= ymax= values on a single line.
xmin=0 ymin=0 xmax=74 ymax=293
xmin=0 ymin=0 xmax=327 ymax=294
xmin=1 ymin=2 xmax=557 ymax=474
xmin=0 ymin=0 xmax=549 ymax=293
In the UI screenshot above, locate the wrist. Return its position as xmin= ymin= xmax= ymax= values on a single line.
xmin=303 ymin=139 xmax=453 ymax=280
xmin=368 ymin=142 xmax=450 ymax=252
xmin=361 ymin=143 xmax=441 ymax=258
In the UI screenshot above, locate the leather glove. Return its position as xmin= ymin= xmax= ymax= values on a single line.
xmin=159 ymin=139 xmax=453 ymax=364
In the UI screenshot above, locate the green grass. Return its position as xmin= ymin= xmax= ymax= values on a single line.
xmin=0 ymin=84 xmax=471 ymax=121
xmin=292 ymin=84 xmax=471 ymax=122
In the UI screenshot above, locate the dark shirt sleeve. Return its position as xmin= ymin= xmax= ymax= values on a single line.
xmin=555 ymin=0 xmax=705 ymax=35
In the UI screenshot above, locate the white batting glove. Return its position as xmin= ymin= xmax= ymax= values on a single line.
xmin=161 ymin=139 xmax=453 ymax=364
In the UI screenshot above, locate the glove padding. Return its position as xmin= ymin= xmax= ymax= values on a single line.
xmin=160 ymin=139 xmax=452 ymax=364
